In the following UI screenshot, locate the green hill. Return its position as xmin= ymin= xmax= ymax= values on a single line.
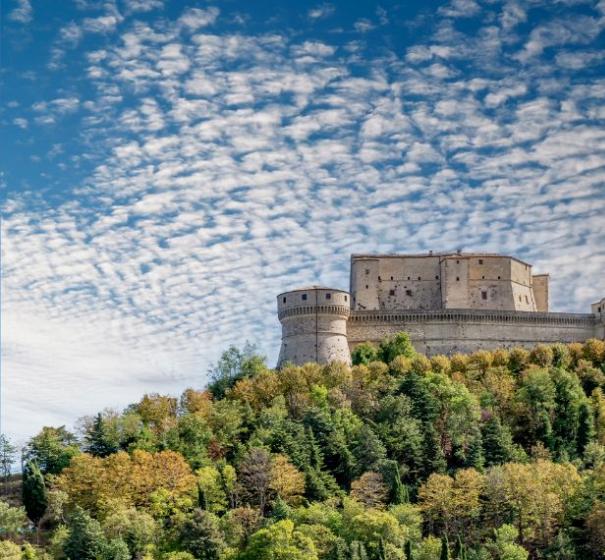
xmin=2 ymin=335 xmax=605 ymax=560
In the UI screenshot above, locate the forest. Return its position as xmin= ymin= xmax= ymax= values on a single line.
xmin=1 ymin=334 xmax=605 ymax=560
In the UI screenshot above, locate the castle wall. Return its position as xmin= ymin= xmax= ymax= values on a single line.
xmin=532 ymin=275 xmax=549 ymax=312
xmin=347 ymin=309 xmax=597 ymax=356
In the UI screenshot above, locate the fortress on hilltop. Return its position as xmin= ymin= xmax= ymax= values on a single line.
xmin=276 ymin=251 xmax=605 ymax=366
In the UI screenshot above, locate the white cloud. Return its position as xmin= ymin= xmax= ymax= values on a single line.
xmin=8 ymin=0 xmax=32 ymax=23
xmin=308 ymin=3 xmax=335 ymax=20
xmin=178 ymin=7 xmax=219 ymax=30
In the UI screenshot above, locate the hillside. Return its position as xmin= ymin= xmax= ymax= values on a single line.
xmin=2 ymin=334 xmax=605 ymax=560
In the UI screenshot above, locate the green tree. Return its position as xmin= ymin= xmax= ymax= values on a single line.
xmin=84 ymin=412 xmax=120 ymax=457
xmin=24 ymin=426 xmax=80 ymax=475
xmin=379 ymin=332 xmax=416 ymax=364
xmin=351 ymin=343 xmax=379 ymax=366
xmin=208 ymin=343 xmax=266 ymax=399
xmin=179 ymin=509 xmax=225 ymax=560
xmin=64 ymin=506 xmax=108 ymax=560
xmin=22 ymin=460 xmax=47 ymax=525
xmin=238 ymin=519 xmax=318 ymax=560
xmin=0 ymin=500 xmax=28 ymax=540
xmin=0 ymin=435 xmax=17 ymax=492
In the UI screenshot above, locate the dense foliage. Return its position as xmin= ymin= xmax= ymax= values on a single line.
xmin=2 ymin=335 xmax=605 ymax=560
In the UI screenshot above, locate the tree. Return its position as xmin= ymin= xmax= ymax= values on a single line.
xmin=0 ymin=435 xmax=17 ymax=492
xmin=64 ymin=506 xmax=108 ymax=560
xmin=418 ymin=469 xmax=484 ymax=541
xmin=379 ymin=332 xmax=416 ymax=364
xmin=270 ymin=455 xmax=305 ymax=505
xmin=22 ymin=460 xmax=47 ymax=525
xmin=238 ymin=448 xmax=273 ymax=514
xmin=351 ymin=472 xmax=389 ymax=508
xmin=84 ymin=412 xmax=120 ymax=457
xmin=238 ymin=519 xmax=318 ymax=560
xmin=351 ymin=343 xmax=379 ymax=366
xmin=0 ymin=541 xmax=21 ymax=560
xmin=0 ymin=500 xmax=28 ymax=540
xmin=179 ymin=509 xmax=225 ymax=560
xmin=208 ymin=343 xmax=265 ymax=399
xmin=484 ymin=525 xmax=529 ymax=560
xmin=24 ymin=426 xmax=80 ymax=475
xmin=103 ymin=505 xmax=158 ymax=557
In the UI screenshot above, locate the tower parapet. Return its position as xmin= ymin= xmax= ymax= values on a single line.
xmin=277 ymin=286 xmax=351 ymax=368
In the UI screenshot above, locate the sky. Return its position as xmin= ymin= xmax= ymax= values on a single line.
xmin=1 ymin=0 xmax=605 ymax=444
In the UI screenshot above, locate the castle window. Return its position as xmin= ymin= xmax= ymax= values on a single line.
xmin=435 ymin=275 xmax=439 ymax=280
xmin=481 ymin=291 xmax=487 ymax=300
xmin=378 ymin=276 xmax=382 ymax=282
xmin=345 ymin=295 xmax=348 ymax=302
xmin=418 ymin=276 xmax=421 ymax=281
xmin=390 ymin=276 xmax=393 ymax=280
xmin=498 ymin=276 xmax=501 ymax=280
xmin=365 ymin=285 xmax=369 ymax=289
xmin=525 ymin=295 xmax=529 ymax=304
xmin=408 ymin=276 xmax=411 ymax=280
xmin=479 ymin=259 xmax=483 ymax=264
xmin=365 ymin=268 xmax=370 ymax=275
xmin=326 ymin=293 xmax=331 ymax=300
xmin=406 ymin=289 xmax=412 ymax=296
xmin=456 ymin=277 xmax=460 ymax=281
xmin=389 ymin=289 xmax=395 ymax=296
xmin=302 ymin=294 xmax=307 ymax=301
xmin=482 ymin=276 xmax=485 ymax=279
xmin=518 ymin=295 xmax=522 ymax=302
xmin=456 ymin=260 xmax=459 ymax=264
xmin=283 ymin=297 xmax=286 ymax=303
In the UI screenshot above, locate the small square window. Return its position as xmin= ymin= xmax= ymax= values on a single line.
xmin=418 ymin=276 xmax=421 ymax=281
xmin=365 ymin=269 xmax=370 ymax=275
xmin=406 ymin=289 xmax=412 ymax=296
xmin=326 ymin=293 xmax=331 ymax=300
xmin=390 ymin=276 xmax=393 ymax=280
xmin=456 ymin=260 xmax=459 ymax=264
xmin=482 ymin=275 xmax=485 ymax=279
xmin=482 ymin=291 xmax=487 ymax=300
xmin=479 ymin=259 xmax=483 ymax=264
xmin=365 ymin=285 xmax=369 ymax=289
xmin=456 ymin=277 xmax=460 ymax=281
xmin=283 ymin=297 xmax=286 ymax=303
xmin=497 ymin=276 xmax=501 ymax=280
xmin=435 ymin=275 xmax=439 ymax=280
xmin=389 ymin=289 xmax=395 ymax=296
xmin=302 ymin=294 xmax=307 ymax=301
xmin=378 ymin=276 xmax=382 ymax=282
xmin=407 ymin=276 xmax=411 ymax=280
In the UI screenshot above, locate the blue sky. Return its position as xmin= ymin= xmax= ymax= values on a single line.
xmin=1 ymin=0 xmax=604 ymax=443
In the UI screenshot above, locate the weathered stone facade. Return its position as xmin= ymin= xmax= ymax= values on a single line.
xmin=277 ymin=252 xmax=605 ymax=366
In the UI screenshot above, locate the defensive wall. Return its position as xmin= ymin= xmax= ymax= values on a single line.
xmin=347 ymin=308 xmax=598 ymax=356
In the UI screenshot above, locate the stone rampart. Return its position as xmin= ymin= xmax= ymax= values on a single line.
xmin=348 ymin=308 xmax=597 ymax=356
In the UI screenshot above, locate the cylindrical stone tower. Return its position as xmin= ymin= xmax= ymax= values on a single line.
xmin=277 ymin=286 xmax=351 ymax=368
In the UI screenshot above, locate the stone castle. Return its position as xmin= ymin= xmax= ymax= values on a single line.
xmin=277 ymin=252 xmax=605 ymax=366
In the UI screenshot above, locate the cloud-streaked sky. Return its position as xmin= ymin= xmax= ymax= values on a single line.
xmin=2 ymin=0 xmax=604 ymax=443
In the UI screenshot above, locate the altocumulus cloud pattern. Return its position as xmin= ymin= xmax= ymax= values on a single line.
xmin=1 ymin=0 xmax=604 ymax=441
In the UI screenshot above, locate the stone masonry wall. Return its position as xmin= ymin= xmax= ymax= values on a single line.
xmin=347 ymin=309 xmax=597 ymax=356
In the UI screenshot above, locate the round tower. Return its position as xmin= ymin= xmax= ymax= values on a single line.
xmin=277 ymin=286 xmax=351 ymax=368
